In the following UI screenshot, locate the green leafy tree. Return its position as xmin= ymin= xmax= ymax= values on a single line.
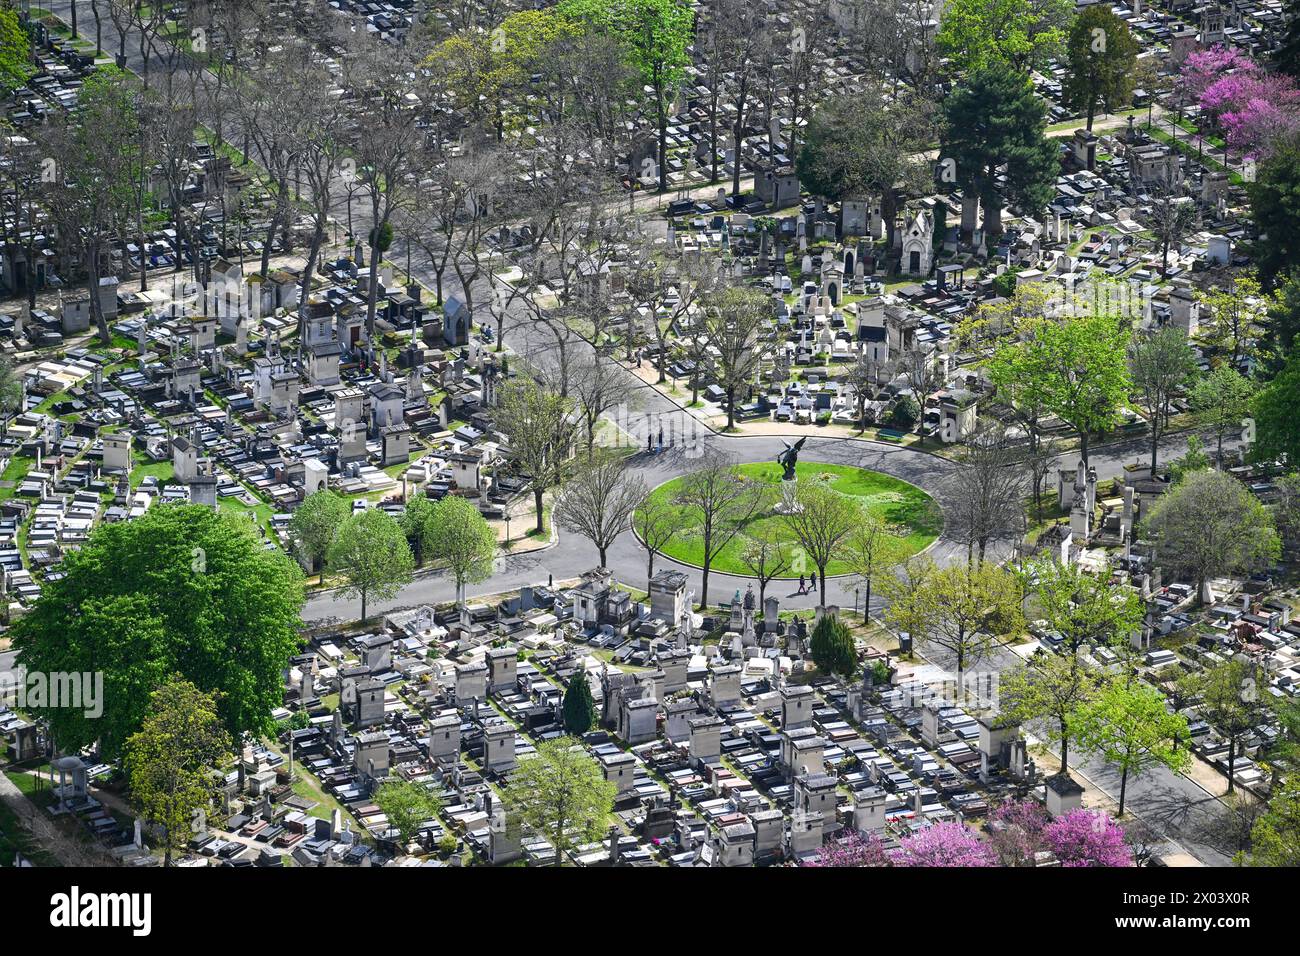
xmin=1178 ymin=660 xmax=1269 ymax=794
xmin=0 ymin=1 xmax=31 ymax=95
xmin=400 ymin=494 xmax=438 ymax=567
xmin=1278 ymin=0 xmax=1300 ymax=78
xmin=559 ymin=0 xmax=692 ymax=193
xmin=426 ymin=495 xmax=497 ymax=604
xmin=1025 ymin=558 xmax=1146 ymax=653
xmin=936 ymin=0 xmax=1073 ymax=74
xmin=1076 ymin=679 xmax=1190 ymax=816
xmin=905 ymin=559 xmax=1024 ymax=687
xmin=1129 ymin=327 xmax=1197 ymax=474
xmin=810 ymin=613 xmax=857 ymax=679
xmin=124 ymin=679 xmax=233 ymax=867
xmin=1001 ymin=651 xmax=1107 ymax=777
xmin=562 ymin=671 xmax=597 ymax=735
xmin=987 ymin=310 xmax=1131 ymax=467
xmin=1262 ymin=270 xmax=1300 ymax=374
xmin=1252 ymin=351 xmax=1300 ymax=465
xmin=940 ymin=68 xmax=1060 ymax=240
xmin=1143 ymin=469 xmax=1279 ymax=604
xmin=374 ymin=779 xmax=443 ymax=851
xmin=1198 ymin=271 xmax=1264 ymax=369
xmin=12 ymin=505 xmax=304 ymax=758
xmin=1249 ymin=775 xmax=1300 ymax=865
xmin=502 ymin=737 xmax=616 ymax=866
xmin=1063 ymin=6 xmax=1138 ymax=132
xmin=328 ymin=508 xmax=415 ymax=621
xmin=287 ymin=490 xmax=349 ymax=580
xmin=1190 ymin=365 xmax=1256 ymax=467
xmin=1248 ymin=129 xmax=1300 ymax=288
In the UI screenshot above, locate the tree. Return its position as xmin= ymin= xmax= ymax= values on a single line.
xmin=673 ymin=451 xmax=767 ymax=608
xmin=327 ymin=509 xmax=415 ymax=621
xmin=986 ymin=798 xmax=1050 ymax=866
xmin=1076 ymin=680 xmax=1190 ymax=817
xmin=124 ymin=679 xmax=233 ymax=867
xmin=1249 ymin=775 xmax=1300 ymax=865
xmin=502 ymin=737 xmax=616 ymax=867
xmin=1148 ymin=185 xmax=1196 ymax=273
xmin=1142 ymin=469 xmax=1280 ymax=604
xmin=780 ymin=478 xmax=861 ymax=605
xmin=1063 ymin=6 xmax=1138 ymax=133
xmin=37 ymin=68 xmax=141 ymax=343
xmin=1262 ymin=270 xmax=1300 ymax=374
xmin=562 ymin=671 xmax=597 ymax=736
xmin=426 ymin=496 xmax=497 ymax=604
xmin=1043 ymin=809 xmax=1132 ymax=866
xmin=374 ymin=779 xmax=443 ymax=851
xmin=634 ymin=492 xmax=686 ymax=590
xmin=400 ymin=494 xmax=439 ymax=567
xmin=810 ymin=613 xmax=857 ymax=679
xmin=0 ymin=353 xmax=21 ymax=436
xmin=1026 ymin=558 xmax=1145 ymax=653
xmin=892 ymin=822 xmax=997 ymax=867
xmin=1278 ymin=0 xmax=1300 ymax=79
xmin=288 ymin=490 xmax=349 ymax=581
xmin=1249 ymin=129 xmax=1300 ymax=288
xmin=841 ymin=513 xmax=908 ymax=624
xmin=1001 ymin=650 xmax=1107 ymax=777
xmin=0 ymin=1 xmax=32 ymax=95
xmin=795 ymin=86 xmax=933 ymax=250
xmin=1177 ymin=659 xmax=1268 ymax=794
xmin=738 ymin=528 xmax=790 ymax=610
xmin=935 ymin=0 xmax=1072 ymax=74
xmin=1129 ymin=327 xmax=1197 ymax=473
xmin=559 ymin=0 xmax=692 ymax=193
xmin=880 ymin=556 xmax=939 ymax=656
xmin=557 ymin=456 xmax=646 ymax=567
xmin=987 ymin=310 xmax=1132 ymax=467
xmin=1190 ymin=365 xmax=1255 ymax=467
xmin=804 ymin=829 xmax=891 ymax=867
xmin=495 ymin=379 xmax=579 ymax=534
xmin=1199 ymin=270 xmax=1264 ymax=369
xmin=940 ymin=424 xmax=1027 ymax=563
xmin=12 ymin=505 xmax=303 ymax=759
xmin=939 ymin=67 xmax=1059 ymax=239
xmin=1252 ymin=351 xmax=1300 ymax=465
xmin=905 ymin=560 xmax=1024 ymax=688
xmin=697 ymin=285 xmax=777 ymax=430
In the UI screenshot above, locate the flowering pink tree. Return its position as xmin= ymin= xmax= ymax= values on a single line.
xmin=1182 ymin=46 xmax=1255 ymax=100
xmin=1183 ymin=47 xmax=1300 ymax=154
xmin=891 ymin=822 xmax=997 ymax=867
xmin=803 ymin=830 xmax=891 ymax=867
xmin=986 ymin=799 xmax=1050 ymax=866
xmin=1042 ymin=809 xmax=1132 ymax=867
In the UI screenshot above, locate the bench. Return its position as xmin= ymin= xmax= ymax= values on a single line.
xmin=877 ymin=429 xmax=906 ymax=443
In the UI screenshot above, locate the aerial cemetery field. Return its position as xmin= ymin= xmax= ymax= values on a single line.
xmin=0 ymin=0 xmax=1294 ymax=916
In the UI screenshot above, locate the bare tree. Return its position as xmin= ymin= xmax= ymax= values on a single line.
xmin=781 ymin=478 xmax=861 ymax=604
xmin=557 ymin=455 xmax=647 ymax=567
xmin=940 ymin=423 xmax=1028 ymax=563
xmin=675 ymin=451 xmax=767 ymax=609
xmin=634 ymin=492 xmax=686 ymax=590
xmin=699 ymin=284 xmax=779 ymax=429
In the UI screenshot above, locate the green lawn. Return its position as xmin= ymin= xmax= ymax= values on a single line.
xmin=640 ymin=461 xmax=941 ymax=577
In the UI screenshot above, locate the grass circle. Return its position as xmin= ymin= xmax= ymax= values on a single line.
xmin=640 ymin=460 xmax=941 ymax=578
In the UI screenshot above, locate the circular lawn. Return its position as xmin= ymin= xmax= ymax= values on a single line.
xmin=639 ymin=460 xmax=941 ymax=578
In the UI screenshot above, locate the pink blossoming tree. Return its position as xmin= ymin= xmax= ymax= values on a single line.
xmin=803 ymin=830 xmax=891 ymax=867
xmin=1042 ymin=809 xmax=1133 ymax=867
xmin=891 ymin=822 xmax=997 ymax=867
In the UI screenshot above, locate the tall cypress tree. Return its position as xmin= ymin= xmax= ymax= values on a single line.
xmin=810 ymin=614 xmax=857 ymax=679
xmin=1277 ymin=0 xmax=1300 ymax=78
xmin=562 ymin=671 xmax=597 ymax=735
